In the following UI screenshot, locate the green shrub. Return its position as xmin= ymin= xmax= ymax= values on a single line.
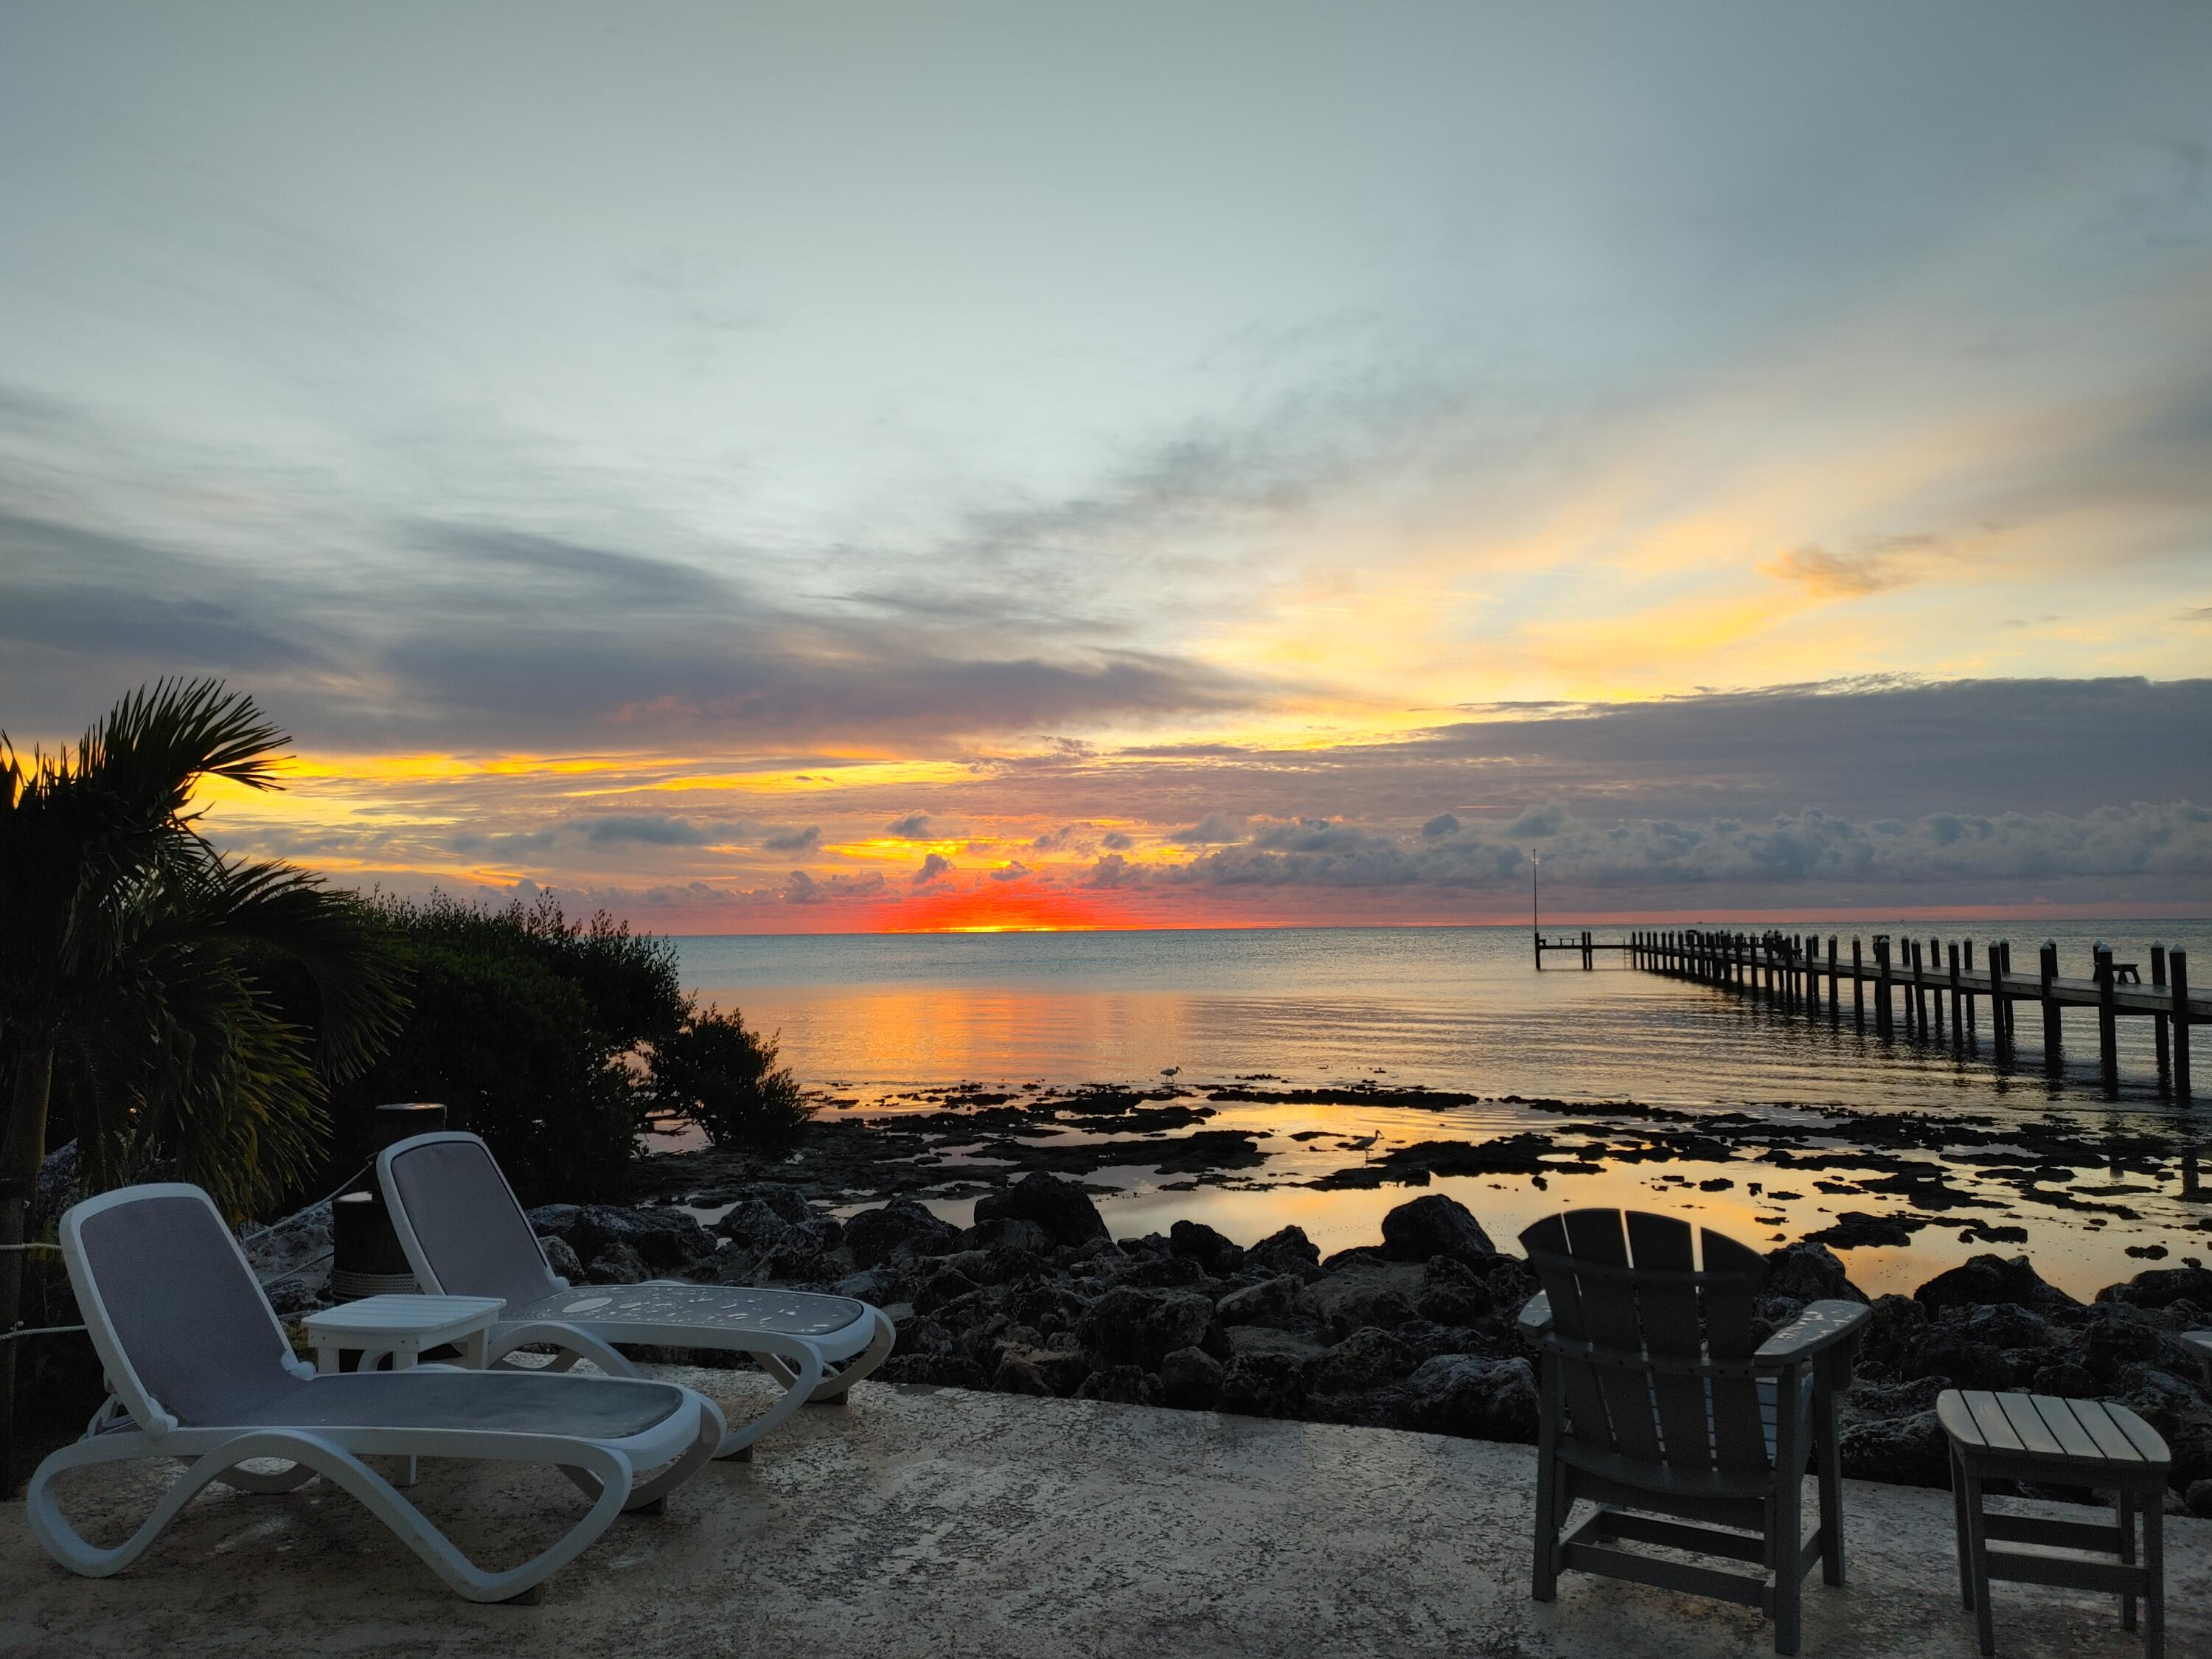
xmin=318 ymin=893 xmax=804 ymax=1204
xmin=650 ymin=1004 xmax=813 ymax=1155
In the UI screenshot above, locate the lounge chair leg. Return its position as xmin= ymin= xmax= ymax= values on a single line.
xmin=758 ymin=1310 xmax=894 ymax=1403
xmin=1950 ymin=1446 xmax=1973 ymax=1611
xmin=714 ymin=1345 xmax=824 ymax=1459
xmin=1531 ymin=1352 xmax=1560 ymax=1603
xmin=29 ymin=1428 xmax=636 ymax=1604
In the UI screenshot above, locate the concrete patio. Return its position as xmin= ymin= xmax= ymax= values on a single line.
xmin=3 ymin=1366 xmax=2205 ymax=1657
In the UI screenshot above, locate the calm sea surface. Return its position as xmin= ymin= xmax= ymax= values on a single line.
xmin=673 ymin=920 xmax=2212 ymax=1298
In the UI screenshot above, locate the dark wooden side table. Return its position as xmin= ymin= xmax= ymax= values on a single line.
xmin=1938 ymin=1389 xmax=2170 ymax=1658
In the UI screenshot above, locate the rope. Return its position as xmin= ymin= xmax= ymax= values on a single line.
xmin=0 ymin=1242 xmax=63 ymax=1253
xmin=1 ymin=1322 xmax=88 ymax=1346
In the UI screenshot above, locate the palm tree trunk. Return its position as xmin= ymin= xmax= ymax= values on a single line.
xmin=0 ymin=1041 xmax=55 ymax=1499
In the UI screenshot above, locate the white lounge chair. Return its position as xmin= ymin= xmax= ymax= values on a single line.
xmin=377 ymin=1131 xmax=895 ymax=1461
xmin=29 ymin=1183 xmax=726 ymax=1604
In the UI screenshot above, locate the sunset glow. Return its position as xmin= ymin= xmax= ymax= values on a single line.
xmin=4 ymin=4 xmax=2205 ymax=933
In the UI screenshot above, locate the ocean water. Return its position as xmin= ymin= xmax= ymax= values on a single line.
xmin=673 ymin=920 xmax=2212 ymax=1296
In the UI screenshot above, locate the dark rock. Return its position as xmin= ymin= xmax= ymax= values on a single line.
xmin=916 ymin=1267 xmax=982 ymax=1315
xmin=1916 ymin=1253 xmax=2079 ymax=1314
xmin=1216 ymin=1274 xmax=1305 ymax=1327
xmin=973 ymin=1170 xmax=1110 ymax=1248
xmin=1380 ymin=1194 xmax=1498 ymax=1264
xmin=844 ymin=1197 xmax=960 ymax=1270
xmin=1392 ymin=1318 xmax=1495 ymax=1366
xmin=1764 ymin=1242 xmax=1868 ymax=1307
xmin=2081 ymin=1305 xmax=2166 ymax=1376
xmin=2030 ymin=1361 xmax=2101 ymax=1398
xmin=538 ymin=1234 xmax=584 ymax=1281
xmin=1169 ymin=1220 xmax=1245 ymax=1274
xmin=1218 ymin=1349 xmax=1310 ymax=1418
xmin=717 ymin=1198 xmax=797 ymax=1250
xmin=891 ymin=1314 xmax=956 ymax=1359
xmin=2097 ymin=1266 xmax=2212 ymax=1312
xmin=1846 ymin=1376 xmax=1950 ymax=1419
xmin=990 ymin=1348 xmax=1058 ymax=1397
xmin=587 ymin=1242 xmax=649 ymax=1284
xmin=265 ymin=1277 xmax=327 ymax=1318
xmin=1246 ymin=1225 xmax=1322 ymax=1279
xmin=1309 ymin=1326 xmax=1413 ymax=1395
xmin=1112 ymin=1254 xmax=1208 ymax=1290
xmin=834 ymin=1265 xmax=899 ymax=1303
xmin=1391 ymin=1354 xmax=1538 ymax=1442
xmin=1806 ymin=1211 xmax=1916 ymax=1249
xmin=1158 ymin=1345 xmax=1225 ymax=1409
xmin=2187 ymin=1478 xmax=2212 ymax=1520
xmin=528 ymin=1203 xmax=717 ymax=1272
xmin=1226 ymin=1325 xmax=1329 ymax=1365
xmin=959 ymin=1217 xmax=1052 ymax=1254
xmin=1077 ymin=1286 xmax=1218 ymax=1368
xmin=1415 ymin=1256 xmax=1495 ymax=1326
xmin=1320 ymin=1246 xmax=1392 ymax=1274
xmin=1856 ymin=1295 xmax=1931 ymax=1377
xmin=1299 ymin=1262 xmax=1423 ymax=1338
xmin=1840 ymin=1410 xmax=1950 ymax=1488
xmin=1075 ymin=1363 xmax=1161 ymax=1406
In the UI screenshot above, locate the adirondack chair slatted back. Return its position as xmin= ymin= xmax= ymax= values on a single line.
xmin=1521 ymin=1208 xmax=1773 ymax=1472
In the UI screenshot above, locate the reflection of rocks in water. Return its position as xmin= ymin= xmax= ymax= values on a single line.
xmin=625 ymin=1080 xmax=2211 ymax=1311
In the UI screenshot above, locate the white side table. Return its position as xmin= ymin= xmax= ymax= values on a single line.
xmin=300 ymin=1295 xmax=505 ymax=1486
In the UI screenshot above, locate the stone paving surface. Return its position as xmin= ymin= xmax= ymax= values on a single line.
xmin=3 ymin=1368 xmax=2205 ymax=1658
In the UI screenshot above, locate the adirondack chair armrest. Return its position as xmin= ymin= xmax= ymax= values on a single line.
xmin=1756 ymin=1299 xmax=1869 ymax=1371
xmin=1515 ymin=1290 xmax=1553 ymax=1347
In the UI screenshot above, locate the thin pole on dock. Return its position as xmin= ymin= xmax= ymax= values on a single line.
xmin=2152 ymin=945 xmax=2171 ymax=1085
xmin=1989 ymin=942 xmax=2006 ymax=1047
xmin=1947 ymin=942 xmax=1963 ymax=1043
xmin=2174 ymin=950 xmax=2193 ymax=1104
xmin=2039 ymin=940 xmax=2062 ymax=1065
xmin=1874 ymin=935 xmax=1892 ymax=1034
xmin=1852 ymin=937 xmax=1865 ymax=1028
xmin=1998 ymin=941 xmax=2015 ymax=1043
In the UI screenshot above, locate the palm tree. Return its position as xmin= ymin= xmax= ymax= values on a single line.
xmin=1 ymin=680 xmax=403 ymax=1490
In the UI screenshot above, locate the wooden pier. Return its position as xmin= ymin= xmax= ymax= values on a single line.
xmin=1621 ymin=927 xmax=2202 ymax=1103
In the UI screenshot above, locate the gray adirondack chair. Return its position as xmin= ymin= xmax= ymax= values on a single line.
xmin=1517 ymin=1209 xmax=1868 ymax=1655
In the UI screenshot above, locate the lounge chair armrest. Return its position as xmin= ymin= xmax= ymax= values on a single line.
xmin=1516 ymin=1291 xmax=1553 ymax=1347
xmin=1756 ymin=1299 xmax=1869 ymax=1366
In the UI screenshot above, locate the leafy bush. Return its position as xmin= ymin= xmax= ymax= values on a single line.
xmin=650 ymin=1004 xmax=812 ymax=1155
xmin=319 ymin=894 xmax=801 ymax=1206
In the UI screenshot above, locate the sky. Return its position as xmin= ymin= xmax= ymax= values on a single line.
xmin=1 ymin=1 xmax=2208 ymax=931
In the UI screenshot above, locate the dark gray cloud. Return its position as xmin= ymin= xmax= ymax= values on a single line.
xmin=762 ymin=824 xmax=819 ymax=852
xmin=883 ymin=812 xmax=933 ymax=839
xmin=1159 ymin=800 xmax=2212 ymax=897
xmin=914 ymin=852 xmax=954 ymax=886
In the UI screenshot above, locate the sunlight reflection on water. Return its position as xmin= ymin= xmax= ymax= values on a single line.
xmin=673 ymin=921 xmax=2212 ymax=1297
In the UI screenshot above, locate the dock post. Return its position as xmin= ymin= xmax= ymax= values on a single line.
xmin=1907 ymin=938 xmax=1923 ymax=1033
xmin=1986 ymin=942 xmax=2006 ymax=1051
xmin=2094 ymin=942 xmax=2118 ymax=1091
xmin=1874 ymin=935 xmax=1892 ymax=1034
xmin=1852 ymin=937 xmax=1865 ymax=1028
xmin=1582 ymin=928 xmax=1593 ymax=971
xmin=1827 ymin=936 xmax=1840 ymax=1023
xmin=2172 ymin=950 xmax=2192 ymax=1104
xmin=1998 ymin=941 xmax=2015 ymax=1043
xmin=1948 ymin=942 xmax=1963 ymax=1043
xmin=2039 ymin=941 xmax=2062 ymax=1065
xmin=1804 ymin=936 xmax=1818 ymax=1016
xmin=2152 ymin=945 xmax=2171 ymax=1088
xmin=1928 ymin=939 xmax=1945 ymax=1037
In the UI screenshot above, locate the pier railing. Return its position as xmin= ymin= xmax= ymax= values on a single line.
xmin=1622 ymin=928 xmax=2199 ymax=1103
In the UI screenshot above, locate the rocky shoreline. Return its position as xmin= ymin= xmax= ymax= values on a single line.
xmin=520 ymin=1168 xmax=2212 ymax=1515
